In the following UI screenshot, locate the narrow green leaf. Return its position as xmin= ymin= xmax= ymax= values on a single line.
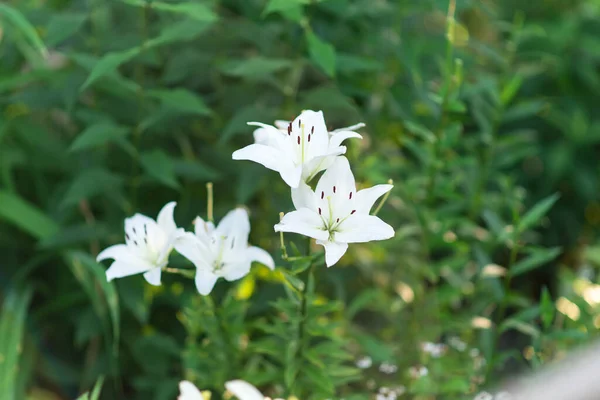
xmin=263 ymin=0 xmax=309 ymax=17
xmin=0 ymin=286 xmax=33 ymax=400
xmin=90 ymin=376 xmax=105 ymax=400
xmin=66 ymin=251 xmax=120 ymax=357
xmin=152 ymin=2 xmax=217 ymax=22
xmin=140 ymin=150 xmax=180 ymax=189
xmin=499 ymin=319 xmax=540 ymax=338
xmin=500 ymin=75 xmax=523 ymax=105
xmin=70 ymin=122 xmax=130 ymax=152
xmin=518 ymin=193 xmax=560 ymax=233
xmin=0 ymin=190 xmax=59 ymax=239
xmin=540 ymin=286 xmax=554 ymax=330
xmin=306 ymin=31 xmax=336 ymax=77
xmin=45 ymin=13 xmax=87 ymax=47
xmin=61 ymin=168 xmax=124 ymax=208
xmin=0 ymin=5 xmax=47 ymax=57
xmin=121 ymin=0 xmax=217 ymax=22
xmin=147 ymin=89 xmax=210 ymax=116
xmin=81 ymin=47 xmax=141 ymax=90
xmin=221 ymin=57 xmax=292 ymax=79
xmin=511 ymin=247 xmax=561 ymax=276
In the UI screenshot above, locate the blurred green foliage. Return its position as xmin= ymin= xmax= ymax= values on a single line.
xmin=1 ymin=0 xmax=600 ymax=399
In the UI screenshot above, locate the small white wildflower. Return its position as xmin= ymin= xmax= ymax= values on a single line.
xmin=469 ymin=348 xmax=481 ymax=358
xmin=356 ymin=355 xmax=373 ymax=369
xmin=473 ymin=392 xmax=493 ymax=400
xmin=421 ymin=342 xmax=447 ymax=358
xmin=408 ymin=365 xmax=428 ymax=379
xmin=379 ymin=362 xmax=398 ymax=374
xmin=448 ymin=336 xmax=467 ymax=352
xmin=494 ymin=391 xmax=512 ymax=400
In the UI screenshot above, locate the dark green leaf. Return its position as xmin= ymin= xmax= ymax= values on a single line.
xmin=140 ymin=150 xmax=180 ymax=189
xmin=306 ymin=31 xmax=336 ymax=77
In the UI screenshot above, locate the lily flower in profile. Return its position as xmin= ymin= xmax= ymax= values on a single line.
xmin=97 ymin=202 xmax=183 ymax=285
xmin=225 ymin=380 xmax=285 ymax=400
xmin=174 ymin=208 xmax=275 ymax=295
xmin=178 ymin=381 xmax=211 ymax=400
xmin=232 ymin=110 xmax=363 ymax=188
xmin=275 ymin=156 xmax=394 ymax=267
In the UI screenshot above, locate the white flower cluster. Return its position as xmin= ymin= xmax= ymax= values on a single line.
xmin=96 ymin=110 xmax=395 ymax=292
xmin=96 ymin=204 xmax=274 ymax=295
xmin=236 ymin=110 xmax=395 ymax=267
xmin=376 ymin=385 xmax=405 ymax=400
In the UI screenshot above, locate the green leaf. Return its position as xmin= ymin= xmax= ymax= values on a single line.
xmin=500 ymin=75 xmax=523 ymax=105
xmin=140 ymin=150 xmax=180 ymax=189
xmin=499 ymin=319 xmax=540 ymax=338
xmin=145 ymin=19 xmax=213 ymax=48
xmin=62 ymin=168 xmax=124 ymax=208
xmin=121 ymin=0 xmax=217 ymax=22
xmin=66 ymin=251 xmax=120 ymax=357
xmin=518 ymin=193 xmax=560 ymax=233
xmin=0 ymin=190 xmax=59 ymax=239
xmin=404 ymin=120 xmax=436 ymax=143
xmin=511 ymin=247 xmax=561 ymax=276
xmin=75 ymin=376 xmax=104 ymax=400
xmin=306 ymin=31 xmax=336 ymax=77
xmin=0 ymin=5 xmax=48 ymax=57
xmin=172 ymin=159 xmax=220 ymax=181
xmin=81 ymin=47 xmax=142 ymax=90
xmin=70 ymin=122 xmax=130 ymax=152
xmin=304 ymin=363 xmax=335 ymax=395
xmin=221 ymin=57 xmax=292 ymax=79
xmin=263 ymin=0 xmax=309 ymax=17
xmin=147 ymin=89 xmax=210 ymax=116
xmin=0 ymin=286 xmax=33 ymax=400
xmin=152 ymin=2 xmax=217 ymax=22
xmin=540 ymin=286 xmax=554 ymax=330
xmin=45 ymin=13 xmax=87 ymax=47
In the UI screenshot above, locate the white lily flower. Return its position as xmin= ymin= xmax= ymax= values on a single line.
xmin=178 ymin=381 xmax=210 ymax=400
xmin=274 ymin=156 xmax=394 ymax=267
xmin=97 ymin=202 xmax=183 ymax=285
xmin=225 ymin=380 xmax=285 ymax=400
xmin=174 ymin=208 xmax=275 ymax=295
xmin=232 ymin=110 xmax=363 ymax=188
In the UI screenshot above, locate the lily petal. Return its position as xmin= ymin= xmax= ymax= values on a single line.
xmin=278 ymin=164 xmax=303 ymax=188
xmin=355 ymin=184 xmax=393 ymax=214
xmin=178 ymin=381 xmax=204 ymax=400
xmin=232 ymin=143 xmax=286 ymax=173
xmin=156 ymin=201 xmax=177 ymax=235
xmin=246 ymin=246 xmax=275 ymax=270
xmin=336 ymin=214 xmax=395 ymax=243
xmin=274 ymin=209 xmax=329 ymax=241
xmin=291 ymin=182 xmax=317 ymax=211
xmin=194 ymin=216 xmax=215 ymax=241
xmin=315 ymin=156 xmax=356 ymax=200
xmin=330 ymin=122 xmax=365 ymax=134
xmin=194 ymin=268 xmax=219 ymax=295
xmin=222 ymin=261 xmax=252 ymax=282
xmin=143 ymin=267 xmax=162 ymax=286
xmin=97 ymin=244 xmax=132 ymax=262
xmin=225 ymin=380 xmax=264 ymax=400
xmin=301 ymin=152 xmax=343 ymax=183
xmin=316 ymin=239 xmax=348 ymax=267
xmin=174 ymin=233 xmax=212 ymax=269
xmin=329 ymin=131 xmax=363 ymax=150
xmin=105 ymin=259 xmax=155 ymax=282
xmin=217 ymin=208 xmax=251 ymax=250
